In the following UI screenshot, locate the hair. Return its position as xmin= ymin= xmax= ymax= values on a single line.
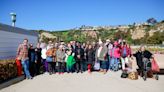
xmin=139 ymin=45 xmax=146 ymax=51
xmin=24 ymin=38 xmax=28 ymax=42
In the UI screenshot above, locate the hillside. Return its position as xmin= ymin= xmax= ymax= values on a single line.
xmin=38 ymin=20 xmax=164 ymax=45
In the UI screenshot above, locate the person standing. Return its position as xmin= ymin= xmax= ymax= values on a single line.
xmin=41 ymin=43 xmax=48 ymax=73
xmin=28 ymin=43 xmax=37 ymax=77
xmin=17 ymin=38 xmax=32 ymax=79
xmin=35 ymin=43 xmax=42 ymax=75
xmin=86 ymin=44 xmax=94 ymax=73
xmin=133 ymin=45 xmax=153 ymax=77
xmin=56 ymin=45 xmax=66 ymax=74
xmin=66 ymin=50 xmax=76 ymax=73
xmin=95 ymin=39 xmax=108 ymax=74
xmin=110 ymin=41 xmax=121 ymax=71
xmin=120 ymin=41 xmax=131 ymax=70
xmin=46 ymin=44 xmax=54 ymax=75
xmin=75 ymin=42 xmax=85 ymax=73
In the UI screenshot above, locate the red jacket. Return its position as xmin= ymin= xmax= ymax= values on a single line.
xmin=121 ymin=46 xmax=131 ymax=57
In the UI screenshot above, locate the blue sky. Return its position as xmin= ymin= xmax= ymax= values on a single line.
xmin=0 ymin=0 xmax=164 ymax=31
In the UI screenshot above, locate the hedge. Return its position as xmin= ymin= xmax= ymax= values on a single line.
xmin=0 ymin=59 xmax=17 ymax=83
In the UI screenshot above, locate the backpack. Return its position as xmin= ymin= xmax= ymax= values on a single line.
xmin=122 ymin=47 xmax=127 ymax=58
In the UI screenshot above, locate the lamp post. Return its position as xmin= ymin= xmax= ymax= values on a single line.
xmin=10 ymin=12 xmax=16 ymax=27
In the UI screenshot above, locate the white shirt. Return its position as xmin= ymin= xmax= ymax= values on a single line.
xmin=97 ymin=47 xmax=102 ymax=57
xmin=41 ymin=48 xmax=47 ymax=59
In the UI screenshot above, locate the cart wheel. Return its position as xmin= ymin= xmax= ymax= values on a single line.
xmin=155 ymin=74 xmax=159 ymax=80
xmin=143 ymin=71 xmax=147 ymax=81
xmin=143 ymin=76 xmax=146 ymax=81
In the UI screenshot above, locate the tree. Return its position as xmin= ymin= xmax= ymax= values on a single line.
xmin=147 ymin=31 xmax=164 ymax=44
xmin=147 ymin=18 xmax=157 ymax=25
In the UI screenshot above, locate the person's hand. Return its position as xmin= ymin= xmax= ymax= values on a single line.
xmin=130 ymin=56 xmax=134 ymax=60
xmin=77 ymin=55 xmax=80 ymax=59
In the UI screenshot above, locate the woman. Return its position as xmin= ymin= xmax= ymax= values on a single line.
xmin=41 ymin=43 xmax=48 ymax=73
xmin=46 ymin=45 xmax=54 ymax=75
xmin=110 ymin=41 xmax=121 ymax=71
xmin=133 ymin=45 xmax=153 ymax=77
xmin=56 ymin=45 xmax=66 ymax=74
xmin=120 ymin=42 xmax=132 ymax=70
xmin=95 ymin=40 xmax=108 ymax=74
xmin=86 ymin=44 xmax=94 ymax=73
xmin=66 ymin=50 xmax=76 ymax=73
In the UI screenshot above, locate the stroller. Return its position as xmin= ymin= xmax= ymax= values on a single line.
xmin=142 ymin=58 xmax=159 ymax=81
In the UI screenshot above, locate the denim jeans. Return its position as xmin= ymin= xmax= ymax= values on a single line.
xmin=110 ymin=58 xmax=119 ymax=71
xmin=21 ymin=59 xmax=31 ymax=78
xmin=67 ymin=66 xmax=74 ymax=73
xmin=99 ymin=60 xmax=107 ymax=69
xmin=108 ymin=56 xmax=111 ymax=69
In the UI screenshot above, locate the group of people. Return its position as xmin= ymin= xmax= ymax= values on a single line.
xmin=16 ymin=38 xmax=154 ymax=79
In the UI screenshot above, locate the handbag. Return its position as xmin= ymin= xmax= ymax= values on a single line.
xmin=94 ymin=61 xmax=100 ymax=70
xmin=128 ymin=72 xmax=138 ymax=80
xmin=121 ymin=71 xmax=128 ymax=78
xmin=151 ymin=58 xmax=160 ymax=73
xmin=46 ymin=56 xmax=53 ymax=62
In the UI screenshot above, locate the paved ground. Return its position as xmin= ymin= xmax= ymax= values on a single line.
xmin=0 ymin=71 xmax=164 ymax=92
xmin=1 ymin=54 xmax=164 ymax=92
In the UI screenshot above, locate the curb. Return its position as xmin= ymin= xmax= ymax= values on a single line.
xmin=0 ymin=75 xmax=25 ymax=90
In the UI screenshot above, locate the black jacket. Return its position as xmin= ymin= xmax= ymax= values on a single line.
xmin=133 ymin=50 xmax=152 ymax=69
xmin=86 ymin=48 xmax=94 ymax=64
xmin=75 ymin=47 xmax=84 ymax=62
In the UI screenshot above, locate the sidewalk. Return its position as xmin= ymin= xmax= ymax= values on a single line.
xmin=0 ymin=71 xmax=164 ymax=92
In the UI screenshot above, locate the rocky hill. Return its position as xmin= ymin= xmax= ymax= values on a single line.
xmin=38 ymin=20 xmax=164 ymax=45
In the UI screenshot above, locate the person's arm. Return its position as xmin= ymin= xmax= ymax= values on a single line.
xmin=103 ymin=46 xmax=108 ymax=58
xmin=61 ymin=52 xmax=66 ymax=60
xmin=16 ymin=44 xmax=22 ymax=56
xmin=146 ymin=50 xmax=154 ymax=61
xmin=35 ymin=52 xmax=38 ymax=63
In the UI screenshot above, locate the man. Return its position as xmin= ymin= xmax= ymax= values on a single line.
xmin=75 ymin=42 xmax=84 ymax=73
xmin=17 ymin=38 xmax=32 ymax=79
xmin=28 ymin=43 xmax=37 ymax=77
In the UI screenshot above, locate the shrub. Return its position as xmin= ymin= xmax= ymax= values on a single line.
xmin=0 ymin=59 xmax=17 ymax=83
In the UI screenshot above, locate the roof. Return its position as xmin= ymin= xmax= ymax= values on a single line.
xmin=0 ymin=23 xmax=38 ymax=36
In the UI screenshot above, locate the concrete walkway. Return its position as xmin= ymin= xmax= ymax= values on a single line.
xmin=0 ymin=71 xmax=164 ymax=92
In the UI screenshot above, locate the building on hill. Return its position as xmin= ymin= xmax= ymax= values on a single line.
xmin=0 ymin=23 xmax=38 ymax=60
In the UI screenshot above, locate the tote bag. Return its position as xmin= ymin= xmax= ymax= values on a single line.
xmin=151 ymin=58 xmax=160 ymax=73
xmin=94 ymin=61 xmax=100 ymax=70
xmin=46 ymin=56 xmax=53 ymax=62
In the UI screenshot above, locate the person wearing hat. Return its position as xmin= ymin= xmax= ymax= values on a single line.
xmin=105 ymin=39 xmax=113 ymax=69
xmin=95 ymin=40 xmax=108 ymax=74
xmin=56 ymin=45 xmax=66 ymax=74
